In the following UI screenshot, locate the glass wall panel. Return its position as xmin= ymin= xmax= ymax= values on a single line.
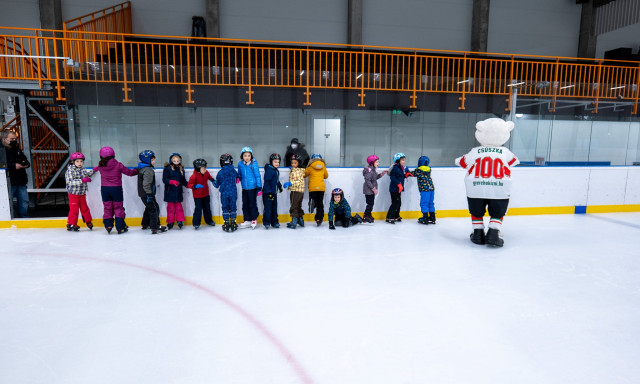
xmin=74 ymin=104 xmax=640 ymax=168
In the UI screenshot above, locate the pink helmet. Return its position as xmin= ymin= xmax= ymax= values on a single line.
xmin=70 ymin=152 xmax=85 ymax=161
xmin=366 ymin=155 xmax=379 ymax=165
xmin=99 ymin=146 xmax=115 ymax=158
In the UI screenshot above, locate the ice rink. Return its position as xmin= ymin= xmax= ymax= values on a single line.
xmin=1 ymin=212 xmax=640 ymax=384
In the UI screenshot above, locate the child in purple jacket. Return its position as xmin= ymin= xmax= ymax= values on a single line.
xmin=93 ymin=146 xmax=138 ymax=234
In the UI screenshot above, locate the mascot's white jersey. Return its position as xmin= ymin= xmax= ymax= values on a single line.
xmin=455 ymin=145 xmax=519 ymax=199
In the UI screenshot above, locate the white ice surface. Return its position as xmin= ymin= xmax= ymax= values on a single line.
xmin=1 ymin=213 xmax=640 ymax=384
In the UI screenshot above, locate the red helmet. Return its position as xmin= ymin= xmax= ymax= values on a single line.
xmin=366 ymin=155 xmax=379 ymax=165
xmin=70 ymin=152 xmax=85 ymax=161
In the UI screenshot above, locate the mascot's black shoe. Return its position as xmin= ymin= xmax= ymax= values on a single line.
xmin=470 ymin=229 xmax=486 ymax=245
xmin=485 ymin=228 xmax=504 ymax=247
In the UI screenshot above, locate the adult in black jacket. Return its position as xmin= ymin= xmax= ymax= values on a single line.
xmin=2 ymin=130 xmax=30 ymax=217
xmin=284 ymin=138 xmax=310 ymax=167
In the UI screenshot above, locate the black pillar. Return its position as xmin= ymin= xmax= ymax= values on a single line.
xmin=348 ymin=0 xmax=362 ymax=45
xmin=471 ymin=0 xmax=490 ymax=52
xmin=577 ymin=0 xmax=596 ymax=58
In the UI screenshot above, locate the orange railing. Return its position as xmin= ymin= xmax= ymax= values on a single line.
xmin=63 ymin=1 xmax=131 ymax=65
xmin=1 ymin=26 xmax=639 ymax=113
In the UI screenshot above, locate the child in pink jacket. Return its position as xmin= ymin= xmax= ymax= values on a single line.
xmin=93 ymin=146 xmax=138 ymax=234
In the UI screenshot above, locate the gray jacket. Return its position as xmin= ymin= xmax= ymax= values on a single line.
xmin=137 ymin=166 xmax=156 ymax=198
xmin=362 ymin=165 xmax=385 ymax=195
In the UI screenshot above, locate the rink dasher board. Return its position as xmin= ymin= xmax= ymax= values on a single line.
xmin=1 ymin=167 xmax=639 ymax=228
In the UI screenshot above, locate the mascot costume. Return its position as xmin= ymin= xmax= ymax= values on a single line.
xmin=455 ymin=118 xmax=519 ymax=247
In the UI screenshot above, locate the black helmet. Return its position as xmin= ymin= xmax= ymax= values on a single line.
xmin=193 ymin=158 xmax=207 ymax=169
xmin=331 ymin=188 xmax=344 ymax=203
xmin=220 ymin=153 xmax=233 ymax=167
xmin=269 ymin=153 xmax=281 ymax=165
xmin=290 ymin=154 xmax=301 ymax=164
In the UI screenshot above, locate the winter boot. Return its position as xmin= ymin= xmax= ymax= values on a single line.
xmin=286 ymin=219 xmax=298 ymax=229
xmin=230 ymin=218 xmax=238 ymax=232
xmin=470 ymin=229 xmax=486 ymax=245
xmin=152 ymin=226 xmax=168 ymax=234
xmin=177 ymin=221 xmax=184 ymax=229
xmin=428 ymin=212 xmax=436 ymax=224
xmin=87 ymin=222 xmax=93 ymax=230
xmin=485 ymin=228 xmax=504 ymax=247
xmin=298 ymin=217 xmax=305 ymax=227
xmin=167 ymin=223 xmax=174 ymax=230
xmin=418 ymin=213 xmax=428 ymax=224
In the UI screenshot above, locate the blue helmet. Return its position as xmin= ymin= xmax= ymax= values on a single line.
xmin=139 ymin=150 xmax=155 ymax=164
xmin=240 ymin=146 xmax=253 ymax=156
xmin=311 ymin=153 xmax=322 ymax=160
xmin=331 ymin=188 xmax=344 ymax=202
xmin=393 ymin=152 xmax=406 ymax=162
xmin=418 ymin=156 xmax=430 ymax=167
xmin=169 ymin=153 xmax=182 ymax=163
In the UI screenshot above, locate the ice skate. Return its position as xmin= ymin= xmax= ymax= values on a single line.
xmin=222 ymin=219 xmax=230 ymax=232
xmin=117 ymin=227 xmax=128 ymax=234
xmin=167 ymin=223 xmax=174 ymax=230
xmin=251 ymin=220 xmax=257 ymax=229
xmin=485 ymin=228 xmax=504 ymax=247
xmin=264 ymin=223 xmax=270 ymax=230
xmin=106 ymin=226 xmax=113 ymax=234
xmin=362 ymin=214 xmax=374 ymax=224
xmin=298 ymin=217 xmax=304 ymax=227
xmin=207 ymin=221 xmax=216 ymax=227
xmin=87 ymin=222 xmax=93 ymax=230
xmin=238 ymin=221 xmax=251 ymax=229
xmin=428 ymin=212 xmax=436 ymax=224
xmin=385 ymin=218 xmax=395 ymax=224
xmin=418 ymin=213 xmax=428 ymax=224
xmin=354 ymin=214 xmax=364 ymax=224
xmin=316 ymin=220 xmax=322 ymax=227
xmin=286 ymin=219 xmax=297 ymax=229
xmin=66 ymin=224 xmax=80 ymax=232
xmin=141 ymin=226 xmax=149 ymax=230
xmin=230 ymin=219 xmax=238 ymax=232
xmin=470 ymin=229 xmax=486 ymax=245
xmin=151 ymin=226 xmax=167 ymax=234
xmin=396 ymin=216 xmax=402 ymax=222
xmin=194 ymin=225 xmax=200 ymax=230
xmin=272 ymin=222 xmax=280 ymax=229
xmin=177 ymin=221 xmax=183 ymax=229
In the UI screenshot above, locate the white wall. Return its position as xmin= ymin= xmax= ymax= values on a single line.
xmin=2 ymin=166 xmax=639 ymax=222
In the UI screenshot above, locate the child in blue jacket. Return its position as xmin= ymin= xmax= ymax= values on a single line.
xmin=215 ymin=153 xmax=240 ymax=232
xmin=413 ymin=155 xmax=436 ymax=224
xmin=238 ymin=146 xmax=262 ymax=229
xmin=386 ymin=152 xmax=413 ymax=224
xmin=328 ymin=188 xmax=363 ymax=229
xmin=262 ymin=153 xmax=283 ymax=229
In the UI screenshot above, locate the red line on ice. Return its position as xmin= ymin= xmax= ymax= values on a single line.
xmin=54 ymin=254 xmax=314 ymax=384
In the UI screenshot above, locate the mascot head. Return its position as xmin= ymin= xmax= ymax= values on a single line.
xmin=475 ymin=117 xmax=514 ymax=147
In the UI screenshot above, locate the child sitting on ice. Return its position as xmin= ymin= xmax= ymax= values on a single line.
xmin=327 ymin=188 xmax=363 ymax=229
